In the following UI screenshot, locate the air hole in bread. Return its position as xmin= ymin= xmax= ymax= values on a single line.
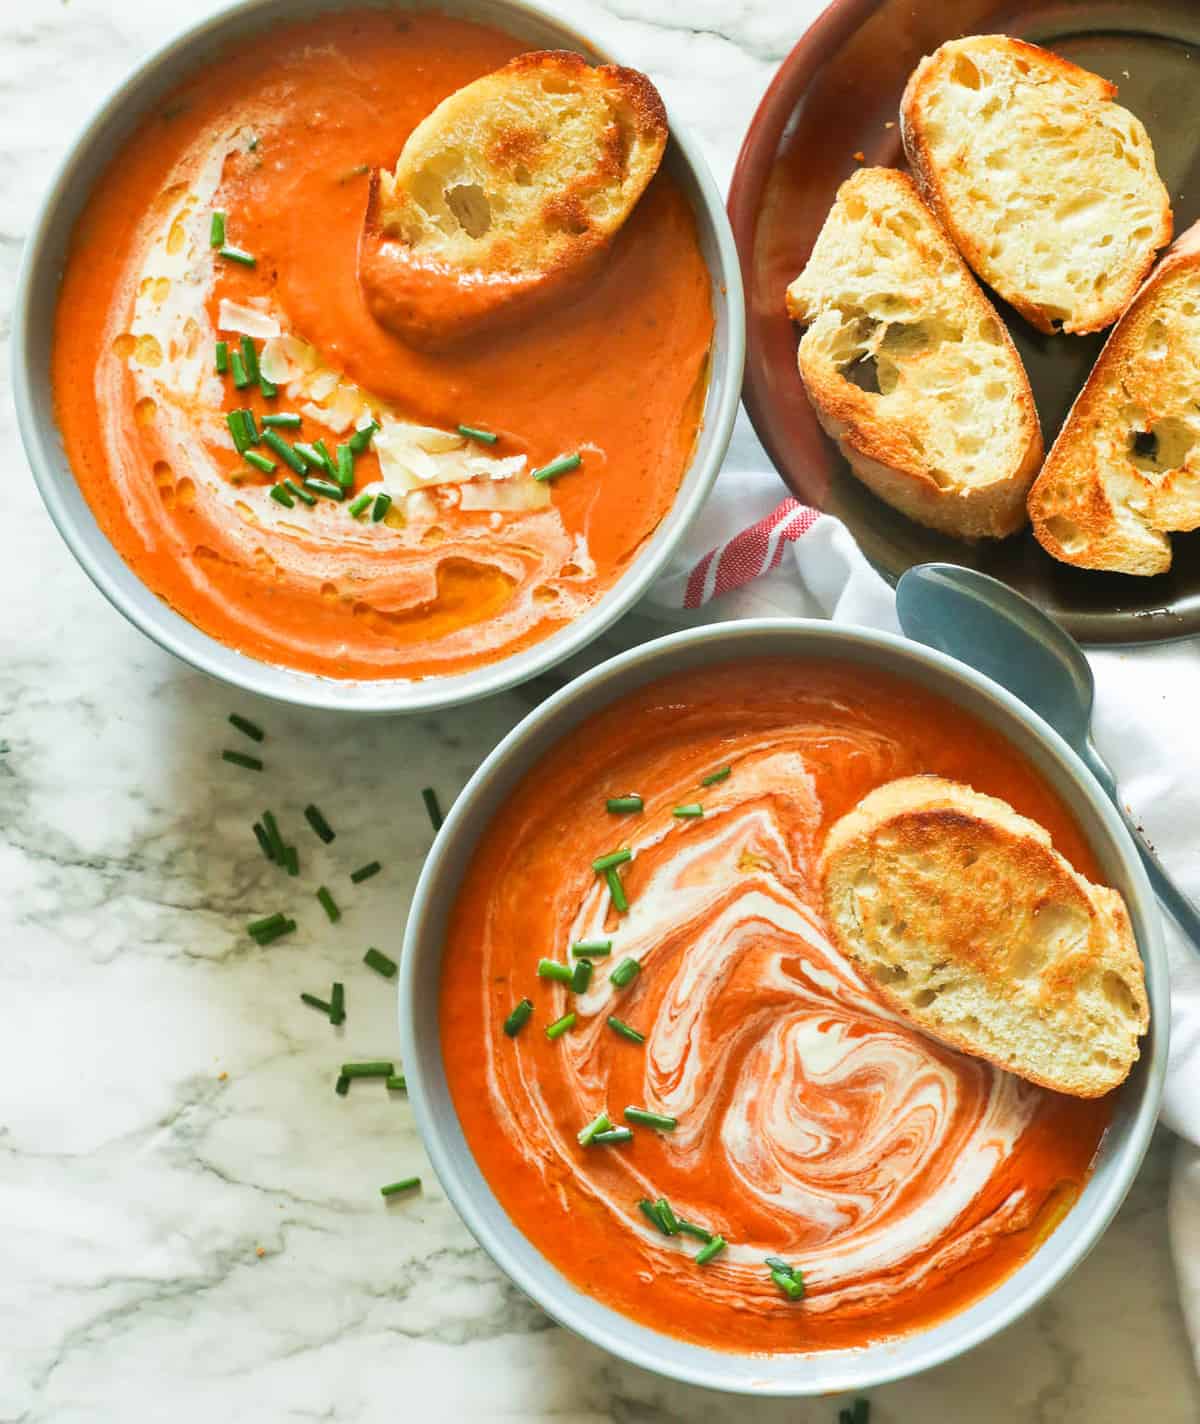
xmin=1130 ymin=429 xmax=1159 ymax=462
xmin=843 ymin=354 xmax=881 ymax=395
xmin=913 ymin=987 xmax=940 ymax=1008
xmin=1143 ymin=319 xmax=1168 ymax=360
xmin=513 ymin=164 xmax=533 ymax=187
xmin=444 ymin=183 xmax=492 ymax=238
xmin=950 ymin=54 xmax=983 ymax=89
xmin=1044 ymin=514 xmax=1085 ymax=554
xmin=1129 ymin=416 xmax=1196 ymax=473
xmin=1102 ymin=971 xmax=1139 ymax=1018
xmin=872 ymin=962 xmax=909 ymax=986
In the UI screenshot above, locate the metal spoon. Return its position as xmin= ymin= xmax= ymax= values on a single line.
xmin=896 ymin=561 xmax=1199 ymax=947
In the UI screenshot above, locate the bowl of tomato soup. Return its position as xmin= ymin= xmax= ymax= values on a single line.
xmin=13 ymin=0 xmax=740 ymax=712
xmin=399 ymin=620 xmax=1166 ymax=1394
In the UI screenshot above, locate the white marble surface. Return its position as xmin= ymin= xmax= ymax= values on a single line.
xmin=1 ymin=1 xmax=1197 ymax=1419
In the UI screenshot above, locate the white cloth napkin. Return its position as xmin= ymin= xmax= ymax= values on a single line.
xmin=640 ymin=433 xmax=1200 ymax=1365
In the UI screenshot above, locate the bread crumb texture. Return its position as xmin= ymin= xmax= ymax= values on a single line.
xmin=1030 ymin=221 xmax=1200 ymax=574
xmin=901 ymin=35 xmax=1171 ymax=334
xmin=786 ymin=168 xmax=1041 ymax=538
xmin=819 ymin=775 xmax=1149 ymax=1098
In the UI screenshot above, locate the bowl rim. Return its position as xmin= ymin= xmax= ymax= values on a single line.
xmin=11 ymin=0 xmax=745 ymax=715
xmin=398 ymin=616 xmax=1168 ymax=1395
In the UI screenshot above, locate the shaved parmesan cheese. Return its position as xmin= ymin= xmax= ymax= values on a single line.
xmin=217 ymin=300 xmax=281 ymax=339
xmin=458 ymin=475 xmax=551 ymax=511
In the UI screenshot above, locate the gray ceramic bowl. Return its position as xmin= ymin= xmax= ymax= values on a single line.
xmin=399 ymin=618 xmax=1168 ymax=1396
xmin=11 ymin=0 xmax=743 ymax=714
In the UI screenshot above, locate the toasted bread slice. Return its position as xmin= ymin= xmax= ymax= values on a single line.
xmin=1029 ymin=221 xmax=1200 ymax=575
xmin=901 ymin=35 xmax=1172 ymax=335
xmin=358 ymin=50 xmax=668 ymax=348
xmin=785 ymin=168 xmax=1042 ymax=539
xmin=818 ymin=776 xmax=1148 ymax=1098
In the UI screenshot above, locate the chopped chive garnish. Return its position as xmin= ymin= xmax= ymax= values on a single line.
xmin=537 ymin=958 xmax=574 ymax=985
xmin=218 ymin=244 xmax=256 ymax=267
xmin=676 ymin=1218 xmax=713 ymax=1243
xmin=314 ymin=439 xmax=336 ymax=475
xmin=303 ymin=477 xmax=345 ymax=502
xmin=532 ymin=452 xmax=582 ymax=482
xmin=572 ymin=940 xmax=612 ymax=957
xmin=284 ymin=478 xmax=315 ymax=506
xmin=335 ymin=444 xmax=355 ymax=489
xmin=656 ymin=1197 xmax=680 ymax=1233
xmin=261 ymin=430 xmax=307 ymax=474
xmin=457 ymin=424 xmax=498 ymax=444
xmin=262 ymin=811 xmax=285 ymax=862
xmin=503 ymin=998 xmax=533 ymax=1037
xmin=610 ymin=957 xmax=640 ymax=989
xmin=215 ymin=340 xmax=229 ymax=374
xmin=638 ymin=1198 xmax=670 ymax=1234
xmin=571 ymin=958 xmax=594 ymax=994
xmin=255 ymin=918 xmax=296 ymax=945
xmin=545 ymin=1011 xmax=576 ymax=1041
xmin=606 ymin=1015 xmax=644 ymax=1043
xmin=223 ymin=749 xmax=263 ymax=770
xmin=259 ymin=373 xmax=278 ymax=399
xmin=695 ymin=1235 xmax=727 ymax=1266
xmin=386 ymin=1074 xmax=406 ymax=1091
xmin=230 ymin=351 xmax=250 ymax=388
xmin=251 ymin=453 xmax=280 ymax=482
xmin=340 ymin=1061 xmax=393 ymax=1078
xmin=348 ymin=420 xmax=379 ymax=453
xmin=625 ymin=1107 xmax=677 ymax=1131
xmin=283 ymin=844 xmax=299 ymax=877
xmin=240 ymin=335 xmax=260 ymax=383
xmin=262 ymin=412 xmax=302 ymax=429
xmin=330 ymin=981 xmax=345 ymax=1025
xmin=702 ymin=765 xmax=732 ymax=786
xmin=363 ymin=947 xmax=397 ymax=978
xmin=210 ymin=211 xmax=226 ymax=247
xmin=673 ymin=804 xmax=704 ymax=818
xmin=335 ymin=1074 xmax=350 ymax=1096
xmin=252 ymin=821 xmax=274 ymax=859
xmin=229 ymin=713 xmax=264 ymax=742
xmin=300 ymin=991 xmax=333 ymax=1015
xmin=592 ymin=1127 xmax=633 ymax=1145
xmin=248 ymin=912 xmax=286 ymax=937
xmin=422 ymin=786 xmax=444 ymax=831
xmin=577 ymin=1111 xmax=611 ymax=1146
xmin=267 ymin=481 xmax=293 ymax=505
xmin=227 ymin=409 xmax=251 ymax=454
xmin=592 ymin=848 xmax=632 ymax=872
xmin=292 ymin=442 xmax=319 ymax=469
xmin=372 ymin=493 xmax=392 ymax=523
xmin=316 ymin=885 xmax=340 ymax=922
xmin=350 ymin=860 xmax=381 ymax=884
xmin=348 ymin=492 xmax=372 ymax=518
xmin=606 ymin=867 xmax=629 ymax=912
xmin=764 ymin=1255 xmax=794 ymax=1276
xmin=606 ymin=795 xmax=643 ymax=814
xmin=303 ymin=803 xmax=335 ymax=843
xmin=243 ymin=409 xmax=260 ymax=444
xmin=380 ymin=1177 xmax=420 ymax=1197
xmin=771 ymin=1269 xmax=805 ymax=1300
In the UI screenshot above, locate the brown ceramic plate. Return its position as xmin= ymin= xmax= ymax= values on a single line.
xmin=729 ymin=0 xmax=1200 ymax=644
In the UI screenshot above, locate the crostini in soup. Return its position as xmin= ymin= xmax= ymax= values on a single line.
xmin=51 ymin=12 xmax=713 ymax=681
xmin=359 ymin=50 xmax=669 ymax=349
xmin=442 ymin=659 xmax=1134 ymax=1352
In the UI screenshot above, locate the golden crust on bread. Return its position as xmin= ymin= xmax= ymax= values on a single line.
xmin=818 ymin=775 xmax=1148 ymax=1098
xmin=358 ymin=50 xmax=668 ymax=348
xmin=1030 ymin=220 xmax=1200 ymax=575
xmin=900 ymin=35 xmax=1171 ymax=335
xmin=786 ymin=168 xmax=1042 ymax=540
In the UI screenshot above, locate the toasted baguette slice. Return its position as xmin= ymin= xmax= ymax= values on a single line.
xmin=785 ymin=168 xmax=1042 ymax=539
xmin=901 ymin=35 xmax=1172 ymax=335
xmin=818 ymin=776 xmax=1148 ymax=1098
xmin=1029 ymin=221 xmax=1200 ymax=575
xmin=358 ymin=50 xmax=667 ymax=348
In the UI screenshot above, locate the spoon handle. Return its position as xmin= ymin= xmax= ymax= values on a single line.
xmin=1082 ymin=742 xmax=1200 ymax=950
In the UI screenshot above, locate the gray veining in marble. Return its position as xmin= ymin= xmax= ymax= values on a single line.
xmin=1 ymin=2 xmax=1197 ymax=1420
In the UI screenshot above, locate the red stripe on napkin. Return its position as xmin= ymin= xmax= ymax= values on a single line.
xmin=682 ymin=499 xmax=819 ymax=609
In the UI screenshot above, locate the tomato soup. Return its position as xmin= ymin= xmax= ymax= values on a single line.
xmin=441 ymin=660 xmax=1114 ymax=1353
xmin=52 ymin=11 xmax=713 ymax=680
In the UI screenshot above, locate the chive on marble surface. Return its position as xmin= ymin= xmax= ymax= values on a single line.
xmin=1 ymin=1 xmax=1197 ymax=1420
